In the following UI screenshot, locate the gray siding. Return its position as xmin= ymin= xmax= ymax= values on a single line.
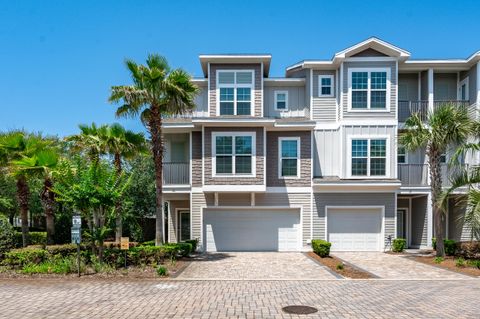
xmin=204 ymin=127 xmax=264 ymax=185
xmin=288 ymin=69 xmax=311 ymax=109
xmin=218 ymin=193 xmax=251 ymax=206
xmin=312 ymin=70 xmax=337 ymax=121
xmin=420 ymin=71 xmax=428 ymax=100
xmin=434 ymin=73 xmax=457 ymax=100
xmin=352 ymin=48 xmax=388 ymax=57
xmin=460 ymin=64 xmax=477 ymax=104
xmin=411 ymin=195 xmax=428 ymax=247
xmin=398 ymin=73 xmax=419 ymax=101
xmin=193 ymin=86 xmax=208 ymax=113
xmin=209 ymin=64 xmax=262 ymax=117
xmin=448 ymin=197 xmax=471 ymax=242
xmin=191 ymin=131 xmax=202 ymax=187
xmin=313 ymin=192 xmax=396 ymax=246
xmin=263 ymin=85 xmax=306 ymax=118
xmin=313 ymin=129 xmax=341 ymax=177
xmin=266 ymin=131 xmax=311 ymax=187
xmin=168 ymin=200 xmax=190 ymax=243
xmin=342 ymin=61 xmax=397 ymax=119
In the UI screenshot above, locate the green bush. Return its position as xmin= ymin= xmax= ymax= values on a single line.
xmin=0 ymin=217 xmax=16 ymax=258
xmin=15 ymin=231 xmax=47 ymax=247
xmin=3 ymin=247 xmax=48 ymax=266
xmin=467 ymin=259 xmax=480 ymax=269
xmin=312 ymin=239 xmax=331 ymax=257
xmin=444 ymin=239 xmax=456 ymax=256
xmin=46 ymin=244 xmax=81 ymax=257
xmin=176 ymin=242 xmax=193 ymax=257
xmin=140 ymin=240 xmax=155 ymax=246
xmin=156 ymin=265 xmax=168 ymax=276
xmin=336 ymin=263 xmax=344 ymax=270
xmin=127 ymin=245 xmax=166 ymax=266
xmin=21 ymin=256 xmax=78 ymax=274
xmin=184 ymin=239 xmax=198 ymax=252
xmin=455 ymin=257 xmax=466 ymax=268
xmin=392 ymin=238 xmax=407 ymax=252
xmin=434 ymin=256 xmax=444 ymax=264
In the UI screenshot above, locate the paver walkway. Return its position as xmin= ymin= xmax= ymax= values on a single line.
xmin=1 ymin=279 xmax=479 ymax=318
xmin=333 ymin=252 xmax=471 ymax=279
xmin=177 ymin=252 xmax=337 ymax=280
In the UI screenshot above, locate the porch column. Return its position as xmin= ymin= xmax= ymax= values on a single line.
xmin=426 ymin=192 xmax=433 ymax=248
xmin=428 ymin=68 xmax=434 ymax=112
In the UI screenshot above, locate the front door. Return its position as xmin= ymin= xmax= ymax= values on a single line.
xmin=396 ymin=209 xmax=407 ymax=240
xmin=178 ymin=210 xmax=190 ymax=241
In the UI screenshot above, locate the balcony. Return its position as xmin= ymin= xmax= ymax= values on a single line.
xmin=399 ymin=100 xmax=474 ymax=123
xmin=279 ymin=108 xmax=310 ymax=118
xmin=163 ymin=162 xmax=189 ymax=185
xmin=398 ymin=163 xmax=469 ymax=187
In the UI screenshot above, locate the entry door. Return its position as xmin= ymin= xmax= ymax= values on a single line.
xmin=396 ymin=209 xmax=407 ymax=239
xmin=178 ymin=210 xmax=190 ymax=241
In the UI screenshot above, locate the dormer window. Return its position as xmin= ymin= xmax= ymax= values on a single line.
xmin=274 ymin=91 xmax=288 ymax=110
xmin=217 ymin=70 xmax=254 ymax=116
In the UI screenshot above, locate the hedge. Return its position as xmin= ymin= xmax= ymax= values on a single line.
xmin=392 ymin=238 xmax=407 ymax=252
xmin=14 ymin=231 xmax=47 ymax=247
xmin=312 ymin=239 xmax=331 ymax=257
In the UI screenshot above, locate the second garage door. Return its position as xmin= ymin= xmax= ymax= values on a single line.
xmin=327 ymin=208 xmax=383 ymax=251
xmin=203 ymin=209 xmax=301 ymax=252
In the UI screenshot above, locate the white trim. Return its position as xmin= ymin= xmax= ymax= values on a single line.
xmin=417 ymin=72 xmax=421 ymax=101
xmin=427 ymin=192 xmax=433 ymax=248
xmin=318 ymin=75 xmax=334 ymax=97
xmin=202 ymin=185 xmax=266 ymax=192
xmin=344 ymin=57 xmax=399 ymax=62
xmin=216 ymin=69 xmax=255 ymax=116
xmin=396 ymin=206 xmax=409 ymax=244
xmin=335 ymin=68 xmax=339 ymax=122
xmin=309 ymin=68 xmax=313 ymax=119
xmin=408 ymin=197 xmax=412 ymax=247
xmin=325 ymin=205 xmax=385 ymax=251
xmin=278 ymin=137 xmax=301 ymax=179
xmin=189 ymin=131 xmax=192 ymax=186
xmin=201 ymin=126 xmax=205 ymax=186
xmin=459 ymin=76 xmax=469 ymax=101
xmin=347 ymin=135 xmax=390 ymax=179
xmin=347 ymin=67 xmax=391 ymax=112
xmin=428 ymin=68 xmax=434 ymax=112
xmin=334 ymin=37 xmax=411 ymax=60
xmin=212 ymin=131 xmax=256 ymax=178
xmin=339 ymin=63 xmax=344 ymax=120
xmin=274 ymin=90 xmax=289 ymax=111
xmin=266 ymin=187 xmax=312 ymax=193
xmin=263 ymin=127 xmax=266 ymax=187
xmin=395 ymin=60 xmax=398 ymax=122
xmin=207 ymin=63 xmax=210 ymax=116
xmin=176 ymin=208 xmax=190 ymax=242
xmin=261 ymin=62 xmax=264 ymax=117
xmin=477 ymin=61 xmax=480 ymax=106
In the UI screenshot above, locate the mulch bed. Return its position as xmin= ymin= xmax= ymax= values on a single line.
xmin=307 ymin=252 xmax=373 ymax=279
xmin=412 ymin=256 xmax=480 ymax=277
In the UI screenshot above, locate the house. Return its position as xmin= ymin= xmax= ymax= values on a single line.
xmin=161 ymin=37 xmax=480 ymax=252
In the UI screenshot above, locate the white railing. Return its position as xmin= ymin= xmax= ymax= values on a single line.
xmin=163 ymin=110 xmax=209 ymax=119
xmin=279 ymin=108 xmax=310 ymax=118
xmin=163 ymin=162 xmax=189 ymax=185
xmin=398 ymin=163 xmax=469 ymax=187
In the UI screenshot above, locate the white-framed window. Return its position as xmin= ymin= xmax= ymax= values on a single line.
xmin=274 ymin=90 xmax=288 ymax=111
xmin=319 ymin=75 xmax=334 ymax=97
xmin=350 ymin=138 xmax=388 ymax=177
xmin=348 ymin=68 xmax=390 ymax=111
xmin=398 ymin=145 xmax=407 ymax=164
xmin=278 ymin=137 xmax=300 ymax=178
xmin=217 ymin=70 xmax=254 ymax=116
xmin=459 ymin=77 xmax=469 ymax=101
xmin=212 ymin=132 xmax=255 ymax=177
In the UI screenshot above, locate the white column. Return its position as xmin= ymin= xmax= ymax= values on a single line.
xmin=426 ymin=193 xmax=433 ymax=248
xmin=428 ymin=68 xmax=434 ymax=112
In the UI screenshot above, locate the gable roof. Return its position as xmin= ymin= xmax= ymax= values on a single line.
xmin=333 ymin=37 xmax=411 ymax=61
xmin=199 ymin=54 xmax=271 ymax=77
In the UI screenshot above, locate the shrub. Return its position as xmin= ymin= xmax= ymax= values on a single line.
xmin=15 ymin=231 xmax=47 ymax=247
xmin=127 ymin=245 xmax=165 ymax=266
xmin=467 ymin=259 xmax=480 ymax=269
xmin=176 ymin=242 xmax=193 ymax=257
xmin=21 ymin=256 xmax=78 ymax=275
xmin=311 ymin=239 xmax=331 ymax=257
xmin=140 ymin=240 xmax=155 ymax=247
xmin=3 ymin=247 xmax=48 ymax=266
xmin=46 ymin=244 xmax=81 ymax=257
xmin=434 ymin=256 xmax=444 ymax=264
xmin=162 ymin=244 xmax=181 ymax=260
xmin=455 ymin=257 xmax=466 ymax=268
xmin=457 ymin=242 xmax=480 ymax=259
xmin=336 ymin=263 xmax=344 ymax=270
xmin=392 ymin=238 xmax=406 ymax=252
xmin=157 ymin=265 xmax=168 ymax=276
xmin=444 ymin=239 xmax=456 ymax=256
xmin=184 ymin=239 xmax=198 ymax=252
xmin=0 ymin=217 xmax=16 ymax=258
xmin=432 ymin=238 xmax=436 ymax=250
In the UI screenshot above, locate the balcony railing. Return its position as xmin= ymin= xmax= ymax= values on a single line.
xmin=163 ymin=162 xmax=189 ymax=185
xmin=279 ymin=108 xmax=310 ymax=118
xmin=162 ymin=111 xmax=209 ymax=119
xmin=398 ymin=101 xmax=429 ymax=122
xmin=398 ymin=163 xmax=469 ymax=187
xmin=433 ymin=100 xmax=470 ymax=109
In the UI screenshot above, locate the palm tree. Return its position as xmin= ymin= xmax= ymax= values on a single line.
xmin=99 ymin=123 xmax=148 ymax=242
xmin=109 ymin=54 xmax=198 ymax=245
xmin=66 ymin=123 xmax=106 ymax=164
xmin=400 ymin=104 xmax=475 ymax=256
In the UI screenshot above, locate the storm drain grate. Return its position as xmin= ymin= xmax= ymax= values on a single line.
xmin=282 ymin=305 xmax=318 ymax=315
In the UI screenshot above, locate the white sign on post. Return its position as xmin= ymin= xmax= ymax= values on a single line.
xmin=72 ymin=215 xmax=82 ymax=228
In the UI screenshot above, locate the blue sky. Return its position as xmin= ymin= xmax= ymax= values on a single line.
xmin=1 ymin=0 xmax=479 ymax=136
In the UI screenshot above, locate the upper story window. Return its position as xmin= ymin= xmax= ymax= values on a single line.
xmin=459 ymin=77 xmax=469 ymax=101
xmin=348 ymin=68 xmax=390 ymax=111
xmin=351 ymin=138 xmax=387 ymax=177
xmin=217 ymin=70 xmax=254 ymax=116
xmin=279 ymin=137 xmax=300 ymax=178
xmin=319 ymin=75 xmax=334 ymax=97
xmin=213 ymin=132 xmax=255 ymax=176
xmin=398 ymin=145 xmax=407 ymax=164
xmin=274 ymin=91 xmax=288 ymax=110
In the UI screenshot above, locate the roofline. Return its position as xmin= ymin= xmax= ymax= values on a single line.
xmin=333 ymin=36 xmax=411 ymax=59
xmin=199 ymin=54 xmax=272 ymax=77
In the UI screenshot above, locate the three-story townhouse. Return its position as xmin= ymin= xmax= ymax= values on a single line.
xmin=161 ymin=37 xmax=480 ymax=252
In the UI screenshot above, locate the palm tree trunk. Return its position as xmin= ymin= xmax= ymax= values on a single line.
xmin=149 ymin=106 xmax=164 ymax=246
xmin=41 ymin=178 xmax=56 ymax=245
xmin=114 ymin=153 xmax=122 ymax=243
xmin=429 ymin=146 xmax=445 ymax=257
xmin=16 ymin=175 xmax=29 ymax=247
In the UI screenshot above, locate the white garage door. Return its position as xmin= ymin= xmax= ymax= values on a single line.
xmin=327 ymin=208 xmax=383 ymax=251
xmin=204 ymin=209 xmax=301 ymax=252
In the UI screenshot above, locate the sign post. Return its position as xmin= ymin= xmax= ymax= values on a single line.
xmin=71 ymin=215 xmax=82 ymax=277
xmin=120 ymin=237 xmax=129 ymax=269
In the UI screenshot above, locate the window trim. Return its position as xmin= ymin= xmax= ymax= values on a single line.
xmin=318 ymin=75 xmax=334 ymax=97
xmin=458 ymin=77 xmax=469 ymax=101
xmin=278 ymin=137 xmax=301 ymax=179
xmin=347 ymin=136 xmax=390 ymax=178
xmin=216 ymin=70 xmax=255 ymax=116
xmin=212 ymin=131 xmax=256 ymax=178
xmin=347 ymin=68 xmax=391 ymax=112
xmin=274 ymin=90 xmax=289 ymax=111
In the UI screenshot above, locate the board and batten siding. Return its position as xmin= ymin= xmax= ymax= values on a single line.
xmin=209 ymin=64 xmax=262 ymax=117
xmin=204 ymin=127 xmax=264 ymax=185
xmin=266 ymin=131 xmax=311 ymax=187
xmin=191 ymin=131 xmax=202 ymax=187
xmin=342 ymin=61 xmax=397 ymax=119
xmin=313 ymin=192 xmax=396 ymax=247
xmin=263 ymin=86 xmax=306 ymax=118
xmin=448 ymin=198 xmax=471 ymax=242
xmin=313 ymin=129 xmax=341 ymax=177
xmin=312 ymin=70 xmax=337 ymax=121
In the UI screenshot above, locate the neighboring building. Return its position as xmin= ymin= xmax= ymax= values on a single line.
xmin=162 ymin=37 xmax=480 ymax=252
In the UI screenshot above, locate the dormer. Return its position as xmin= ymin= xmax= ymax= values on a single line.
xmin=333 ymin=37 xmax=411 ymax=63
xmin=199 ymin=55 xmax=271 ymax=117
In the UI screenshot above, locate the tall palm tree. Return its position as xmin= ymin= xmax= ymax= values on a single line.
xmin=109 ymin=54 xmax=198 ymax=245
xmin=66 ymin=123 xmax=106 ymax=164
xmin=400 ymin=104 xmax=475 ymax=256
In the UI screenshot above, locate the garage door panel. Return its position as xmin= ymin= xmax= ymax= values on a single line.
xmin=204 ymin=210 xmax=300 ymax=252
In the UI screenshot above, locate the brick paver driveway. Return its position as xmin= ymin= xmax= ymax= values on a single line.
xmin=177 ymin=252 xmax=337 ymax=280
xmin=1 ymin=278 xmax=480 ymax=318
xmin=333 ymin=252 xmax=471 ymax=279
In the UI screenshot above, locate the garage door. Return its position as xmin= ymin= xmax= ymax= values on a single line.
xmin=204 ymin=209 xmax=301 ymax=252
xmin=327 ymin=208 xmax=382 ymax=251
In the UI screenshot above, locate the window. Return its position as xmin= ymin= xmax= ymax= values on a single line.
xmin=213 ymin=132 xmax=255 ymax=176
xmin=459 ymin=77 xmax=469 ymax=101
xmin=398 ymin=145 xmax=407 ymax=164
xmin=217 ymin=71 xmax=254 ymax=116
xmin=349 ymin=69 xmax=389 ymax=110
xmin=279 ymin=137 xmax=300 ymax=178
xmin=351 ymin=138 xmax=387 ymax=177
xmin=274 ymin=91 xmax=288 ymax=110
xmin=440 ymin=153 xmax=447 ymax=163
xmin=319 ymin=75 xmax=334 ymax=97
